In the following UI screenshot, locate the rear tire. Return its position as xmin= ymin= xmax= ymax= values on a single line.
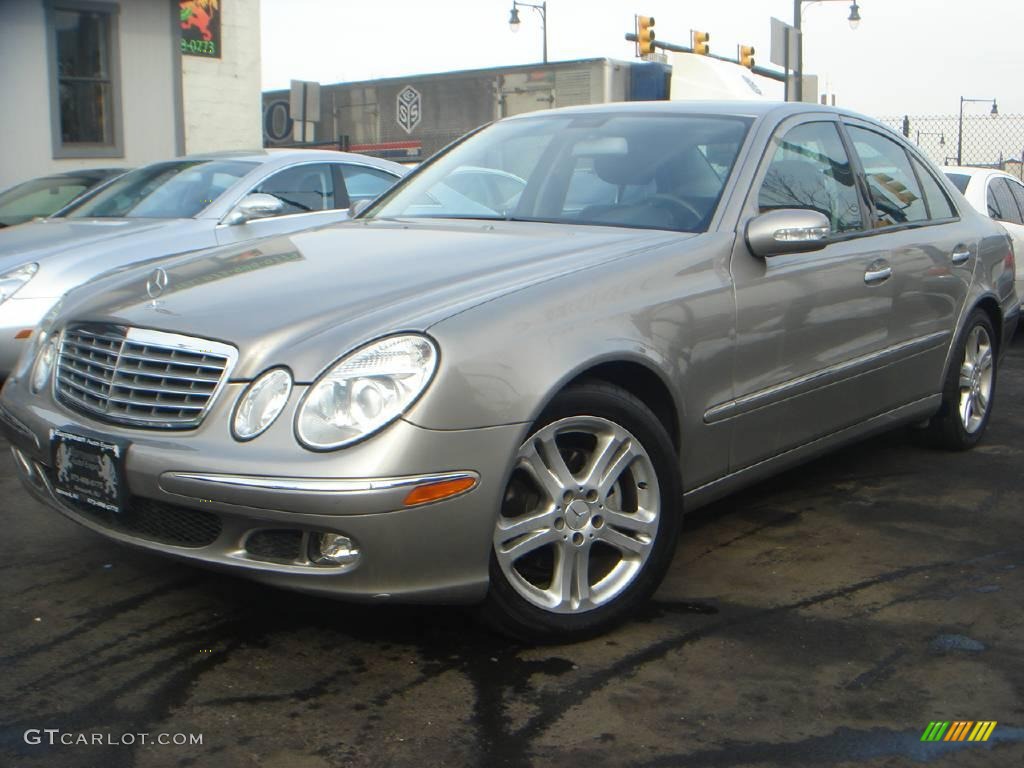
xmin=480 ymin=382 xmax=682 ymax=642
xmin=926 ymin=309 xmax=997 ymax=450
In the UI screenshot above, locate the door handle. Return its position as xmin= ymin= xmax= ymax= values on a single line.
xmin=951 ymin=247 xmax=972 ymax=265
xmin=864 ymin=260 xmax=892 ymax=285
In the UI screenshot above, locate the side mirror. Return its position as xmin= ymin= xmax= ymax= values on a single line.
xmin=223 ymin=193 xmax=286 ymax=226
xmin=746 ymin=209 xmax=831 ymax=258
xmin=349 ymin=198 xmax=373 ymax=218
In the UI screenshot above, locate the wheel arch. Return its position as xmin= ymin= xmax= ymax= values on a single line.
xmin=973 ymin=295 xmax=1003 ymax=354
xmin=531 ymin=355 xmax=682 ymax=453
xmin=938 ymin=293 xmax=1003 ymax=395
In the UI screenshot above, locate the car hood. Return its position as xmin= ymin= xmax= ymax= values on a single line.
xmin=59 ymin=217 xmax=692 ymax=381
xmin=0 ymin=218 xmax=211 ymax=295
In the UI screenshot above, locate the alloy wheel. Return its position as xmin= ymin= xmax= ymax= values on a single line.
xmin=493 ymin=416 xmax=660 ymax=615
xmin=958 ymin=324 xmax=994 ymax=434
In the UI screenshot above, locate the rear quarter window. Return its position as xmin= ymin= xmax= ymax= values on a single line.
xmin=944 ymin=173 xmax=970 ymax=194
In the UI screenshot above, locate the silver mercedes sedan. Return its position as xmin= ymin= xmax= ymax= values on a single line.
xmin=0 ymin=150 xmax=406 ymax=375
xmin=1 ymin=102 xmax=1018 ymax=641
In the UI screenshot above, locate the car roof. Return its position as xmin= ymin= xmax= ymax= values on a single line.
xmin=43 ymin=168 xmax=126 ymax=180
xmin=149 ymin=149 xmax=407 ymax=174
xmin=501 ymin=99 xmax=882 ymax=124
xmin=942 ymin=165 xmax=1019 ymax=180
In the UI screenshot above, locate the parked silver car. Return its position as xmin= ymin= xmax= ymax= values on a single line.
xmin=1 ymin=102 xmax=1017 ymax=640
xmin=0 ymin=150 xmax=406 ymax=374
xmin=0 ymin=168 xmax=126 ymax=229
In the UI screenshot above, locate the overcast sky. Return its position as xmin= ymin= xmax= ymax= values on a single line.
xmin=260 ymin=0 xmax=1021 ymax=118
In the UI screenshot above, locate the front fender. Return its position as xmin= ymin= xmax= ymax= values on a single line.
xmin=405 ymin=233 xmax=737 ymax=491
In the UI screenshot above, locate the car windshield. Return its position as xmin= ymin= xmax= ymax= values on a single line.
xmin=944 ymin=173 xmax=971 ymax=194
xmin=367 ymin=112 xmax=751 ymax=233
xmin=0 ymin=175 xmax=104 ymax=227
xmin=60 ymin=160 xmax=257 ymax=219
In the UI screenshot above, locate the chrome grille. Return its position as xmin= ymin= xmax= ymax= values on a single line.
xmin=55 ymin=324 xmax=237 ymax=429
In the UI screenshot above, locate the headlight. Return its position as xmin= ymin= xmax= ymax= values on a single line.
xmin=31 ymin=337 xmax=58 ymax=394
xmin=296 ymin=334 xmax=438 ymax=450
xmin=0 ymin=262 xmax=39 ymax=304
xmin=232 ymin=368 xmax=293 ymax=441
xmin=13 ymin=297 xmax=63 ymax=380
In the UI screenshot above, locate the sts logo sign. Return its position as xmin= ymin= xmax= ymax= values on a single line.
xmin=396 ymin=86 xmax=422 ymax=134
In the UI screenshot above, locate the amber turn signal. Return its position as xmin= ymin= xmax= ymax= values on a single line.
xmin=403 ymin=476 xmax=477 ymax=507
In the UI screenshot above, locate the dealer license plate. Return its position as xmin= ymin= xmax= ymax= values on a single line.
xmin=50 ymin=428 xmax=127 ymax=514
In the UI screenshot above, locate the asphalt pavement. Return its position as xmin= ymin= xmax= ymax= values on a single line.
xmin=2 ymin=333 xmax=1023 ymax=768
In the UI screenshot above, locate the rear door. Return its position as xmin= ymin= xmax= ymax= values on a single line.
xmin=842 ymin=120 xmax=974 ymax=402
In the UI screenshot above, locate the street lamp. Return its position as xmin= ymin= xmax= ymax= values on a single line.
xmin=847 ymin=2 xmax=861 ymax=29
xmin=957 ymin=97 xmax=998 ymax=166
xmin=793 ymin=1 xmax=862 ymax=102
xmin=508 ymin=1 xmax=547 ymax=63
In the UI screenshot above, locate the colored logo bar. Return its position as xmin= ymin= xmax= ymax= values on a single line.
xmin=921 ymin=721 xmax=997 ymax=742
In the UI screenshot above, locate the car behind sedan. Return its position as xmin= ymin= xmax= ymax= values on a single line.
xmin=0 ymin=150 xmax=405 ymax=375
xmin=945 ymin=166 xmax=1024 ymax=306
xmin=0 ymin=168 xmax=125 ymax=228
xmin=1 ymin=102 xmax=1017 ymax=641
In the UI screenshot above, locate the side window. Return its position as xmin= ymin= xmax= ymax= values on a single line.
xmin=911 ymin=157 xmax=956 ymax=219
xmin=253 ymin=164 xmax=336 ymax=215
xmin=944 ymin=173 xmax=971 ymax=194
xmin=990 ymin=178 xmax=1023 ymax=225
xmin=1008 ymin=179 xmax=1024 ymax=223
xmin=342 ymin=166 xmax=398 ymax=202
xmin=758 ymin=121 xmax=863 ymax=233
xmin=846 ymin=126 xmax=929 ymax=226
xmin=987 ymin=184 xmax=1003 ymax=219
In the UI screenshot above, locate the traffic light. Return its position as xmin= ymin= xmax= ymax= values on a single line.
xmin=691 ymin=30 xmax=710 ymax=55
xmin=637 ymin=15 xmax=656 ymax=56
xmin=738 ymin=44 xmax=755 ymax=69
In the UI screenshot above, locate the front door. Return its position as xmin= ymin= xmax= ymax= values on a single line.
xmin=215 ymin=162 xmax=351 ymax=246
xmin=727 ymin=117 xmax=894 ymax=470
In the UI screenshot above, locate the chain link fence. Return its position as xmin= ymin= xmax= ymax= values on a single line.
xmin=879 ymin=114 xmax=1024 ymax=179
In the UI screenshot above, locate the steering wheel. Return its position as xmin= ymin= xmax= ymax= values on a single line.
xmin=647 ymin=194 xmax=703 ymax=229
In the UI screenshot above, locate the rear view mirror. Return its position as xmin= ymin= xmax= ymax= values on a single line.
xmin=746 ymin=209 xmax=831 ymax=258
xmin=571 ymin=137 xmax=629 ymax=157
xmin=223 ymin=193 xmax=286 ymax=226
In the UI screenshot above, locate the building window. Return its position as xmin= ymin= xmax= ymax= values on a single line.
xmin=47 ymin=2 xmax=122 ymax=157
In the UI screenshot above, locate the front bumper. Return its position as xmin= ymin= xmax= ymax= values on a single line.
xmin=0 ymin=373 xmax=527 ymax=603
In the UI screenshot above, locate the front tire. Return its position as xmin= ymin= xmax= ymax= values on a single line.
xmin=926 ymin=309 xmax=998 ymax=450
xmin=480 ymin=382 xmax=682 ymax=642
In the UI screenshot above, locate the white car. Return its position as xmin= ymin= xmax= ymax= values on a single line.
xmin=945 ymin=166 xmax=1024 ymax=306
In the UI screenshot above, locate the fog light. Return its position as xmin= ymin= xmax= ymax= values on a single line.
xmin=313 ymin=533 xmax=360 ymax=566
